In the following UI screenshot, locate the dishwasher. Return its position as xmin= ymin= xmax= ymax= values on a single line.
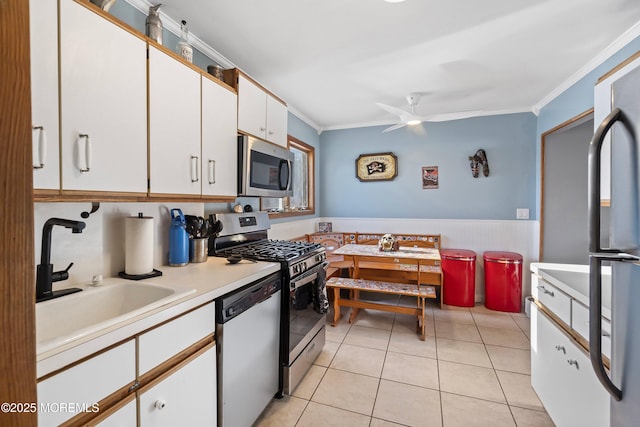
xmin=216 ymin=271 xmax=281 ymax=427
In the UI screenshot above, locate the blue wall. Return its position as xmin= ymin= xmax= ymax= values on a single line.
xmin=319 ymin=113 xmax=537 ymax=220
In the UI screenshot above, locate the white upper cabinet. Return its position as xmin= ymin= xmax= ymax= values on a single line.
xmin=202 ymin=76 xmax=238 ymax=197
xmin=594 ymin=53 xmax=640 ymax=205
xmin=30 ymin=0 xmax=60 ymax=191
xmin=59 ymin=0 xmax=147 ymax=193
xmin=237 ymin=74 xmax=288 ymax=146
xmin=148 ymin=45 xmax=202 ymax=196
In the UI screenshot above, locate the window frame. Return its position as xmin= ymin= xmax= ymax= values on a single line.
xmin=262 ymin=135 xmax=315 ymax=218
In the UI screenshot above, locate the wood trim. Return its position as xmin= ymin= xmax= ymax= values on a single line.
xmin=59 ymin=381 xmax=137 ymax=427
xmin=0 ymin=0 xmax=38 ymax=424
xmin=35 ymin=193 xmax=236 ymax=203
xmin=596 ymin=50 xmax=640 ymax=84
xmin=539 ymin=108 xmax=594 ymax=261
xmin=138 ymin=335 xmax=215 ymax=387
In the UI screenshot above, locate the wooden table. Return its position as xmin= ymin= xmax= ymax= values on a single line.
xmin=329 ymin=244 xmax=442 ymax=340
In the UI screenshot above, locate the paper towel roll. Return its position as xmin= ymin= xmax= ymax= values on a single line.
xmin=125 ymin=214 xmax=154 ymax=275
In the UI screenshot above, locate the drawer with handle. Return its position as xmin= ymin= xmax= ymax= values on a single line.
xmin=572 ymin=300 xmax=611 ymax=359
xmin=532 ymin=275 xmax=572 ymax=325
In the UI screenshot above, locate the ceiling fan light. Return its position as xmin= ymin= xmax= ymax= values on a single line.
xmin=407 ymin=119 xmax=422 ymax=125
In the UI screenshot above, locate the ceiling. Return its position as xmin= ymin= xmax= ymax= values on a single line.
xmin=155 ymin=0 xmax=640 ymax=132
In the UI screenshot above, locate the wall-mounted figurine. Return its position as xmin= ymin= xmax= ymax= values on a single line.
xmin=469 ymin=149 xmax=489 ymax=178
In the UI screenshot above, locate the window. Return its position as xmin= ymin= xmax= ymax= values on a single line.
xmin=260 ymin=136 xmax=315 ymax=217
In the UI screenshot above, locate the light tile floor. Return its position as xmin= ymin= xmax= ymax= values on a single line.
xmin=255 ymin=297 xmax=555 ymax=427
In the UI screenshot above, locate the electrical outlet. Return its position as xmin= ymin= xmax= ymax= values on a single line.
xmin=516 ymin=208 xmax=529 ymax=220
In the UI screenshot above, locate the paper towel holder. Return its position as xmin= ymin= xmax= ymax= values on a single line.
xmin=81 ymin=202 xmax=100 ymax=218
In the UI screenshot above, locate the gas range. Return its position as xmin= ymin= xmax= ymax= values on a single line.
xmin=208 ymin=212 xmax=326 ymax=278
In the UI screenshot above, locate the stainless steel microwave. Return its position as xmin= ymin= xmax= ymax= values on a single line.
xmin=238 ymin=135 xmax=293 ymax=198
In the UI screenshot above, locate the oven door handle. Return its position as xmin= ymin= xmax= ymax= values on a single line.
xmin=290 ymin=262 xmax=328 ymax=290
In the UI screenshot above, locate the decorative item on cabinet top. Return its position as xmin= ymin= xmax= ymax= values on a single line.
xmin=90 ymin=0 xmax=117 ymax=12
xmin=145 ymin=4 xmax=163 ymax=45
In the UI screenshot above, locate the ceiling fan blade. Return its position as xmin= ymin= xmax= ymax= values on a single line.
xmin=382 ymin=122 xmax=408 ymax=133
xmin=376 ymin=102 xmax=411 ymax=119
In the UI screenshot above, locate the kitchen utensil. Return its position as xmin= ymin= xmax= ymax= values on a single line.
xmin=208 ymin=214 xmax=223 ymax=236
xmin=226 ymin=254 xmax=256 ymax=264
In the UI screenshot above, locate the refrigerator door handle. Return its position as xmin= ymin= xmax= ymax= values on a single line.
xmin=588 ymin=108 xmax=623 ymax=253
xmin=589 ymin=254 xmax=635 ymax=401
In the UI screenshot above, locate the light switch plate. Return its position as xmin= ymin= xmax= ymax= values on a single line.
xmin=516 ymin=208 xmax=529 ymax=219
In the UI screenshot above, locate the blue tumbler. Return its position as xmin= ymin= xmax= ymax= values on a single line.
xmin=169 ymin=208 xmax=189 ymax=266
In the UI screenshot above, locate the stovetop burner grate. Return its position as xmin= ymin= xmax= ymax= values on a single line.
xmin=217 ymin=239 xmax=323 ymax=262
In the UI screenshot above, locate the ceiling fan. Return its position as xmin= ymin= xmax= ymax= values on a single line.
xmin=376 ymin=93 xmax=485 ymax=133
xmin=376 ymin=93 xmax=427 ymax=133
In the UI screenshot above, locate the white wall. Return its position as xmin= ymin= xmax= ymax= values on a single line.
xmin=271 ymin=217 xmax=540 ymax=304
xmin=34 ymin=202 xmax=204 ymax=289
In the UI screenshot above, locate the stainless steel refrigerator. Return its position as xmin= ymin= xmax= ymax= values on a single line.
xmin=589 ymin=64 xmax=640 ymax=425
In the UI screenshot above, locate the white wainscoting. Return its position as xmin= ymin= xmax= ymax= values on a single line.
xmin=270 ymin=217 xmax=541 ymax=304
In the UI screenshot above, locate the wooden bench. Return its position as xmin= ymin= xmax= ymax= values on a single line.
xmin=326 ymin=277 xmax=437 ymax=340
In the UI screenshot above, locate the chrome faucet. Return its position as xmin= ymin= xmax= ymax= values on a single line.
xmin=36 ymin=218 xmax=86 ymax=303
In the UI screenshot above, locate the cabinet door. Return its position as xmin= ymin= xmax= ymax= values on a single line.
xmin=37 ymin=340 xmax=135 ymax=427
xmin=266 ymin=95 xmax=288 ymax=146
xmin=237 ymin=74 xmax=267 ymax=139
xmin=531 ymin=305 xmax=610 ymax=427
xmin=139 ymin=344 xmax=217 ymax=426
xmin=59 ymin=0 xmax=147 ymax=193
xmin=149 ymin=46 xmax=202 ymax=196
xmin=202 ymin=77 xmax=238 ymax=197
xmin=30 ymin=0 xmax=60 ymax=190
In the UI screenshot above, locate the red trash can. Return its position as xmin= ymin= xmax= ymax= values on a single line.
xmin=483 ymin=251 xmax=523 ymax=312
xmin=441 ymin=249 xmax=476 ymax=307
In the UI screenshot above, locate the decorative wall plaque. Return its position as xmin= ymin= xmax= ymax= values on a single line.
xmin=355 ymin=152 xmax=398 ymax=182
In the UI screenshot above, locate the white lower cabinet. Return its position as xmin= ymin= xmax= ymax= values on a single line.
xmin=37 ymin=302 xmax=216 ymax=426
xmin=94 ymin=395 xmax=137 ymax=426
xmin=531 ymin=304 xmax=610 ymax=427
xmin=139 ymin=343 xmax=217 ymax=426
xmin=37 ymin=340 xmax=136 ymax=427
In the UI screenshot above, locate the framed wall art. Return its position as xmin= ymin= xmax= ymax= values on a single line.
xmin=422 ymin=166 xmax=439 ymax=189
xmin=355 ymin=152 xmax=398 ymax=182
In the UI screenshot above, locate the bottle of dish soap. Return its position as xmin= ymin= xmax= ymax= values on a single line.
xmin=145 ymin=4 xmax=163 ymax=45
xmin=176 ymin=20 xmax=193 ymax=63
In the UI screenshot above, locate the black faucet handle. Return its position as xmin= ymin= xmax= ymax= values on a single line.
xmin=52 ymin=262 xmax=74 ymax=283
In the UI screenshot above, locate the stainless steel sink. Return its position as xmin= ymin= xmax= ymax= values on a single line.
xmin=36 ymin=279 xmax=195 ymax=353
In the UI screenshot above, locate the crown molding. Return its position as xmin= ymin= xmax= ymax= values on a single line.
xmin=287 ymin=105 xmax=323 ymax=134
xmin=533 ymin=20 xmax=640 ymax=114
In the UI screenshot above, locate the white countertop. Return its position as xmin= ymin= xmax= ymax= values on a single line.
xmin=37 ymin=257 xmax=280 ymax=378
xmin=530 ymin=262 xmax=611 ymax=319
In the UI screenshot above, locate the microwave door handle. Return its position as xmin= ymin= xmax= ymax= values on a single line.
xmin=589 ymin=255 xmax=623 ymax=401
xmin=278 ymin=159 xmax=291 ymax=191
xmin=588 ymin=108 xmax=622 ymax=253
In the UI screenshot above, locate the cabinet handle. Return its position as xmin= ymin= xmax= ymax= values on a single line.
xmin=567 ymin=359 xmax=579 ymax=369
xmin=260 ymin=127 xmax=266 ymax=132
xmin=268 ymin=130 xmax=274 ymax=135
xmin=602 ymin=330 xmax=611 ymax=338
xmin=537 ymin=285 xmax=554 ymax=297
xmin=154 ymin=400 xmax=166 ymax=410
xmin=78 ymin=133 xmax=91 ymax=173
xmin=208 ymin=159 xmax=215 ymax=184
xmin=555 ymin=345 xmax=566 ymax=354
xmin=32 ymin=126 xmax=46 ymax=169
xmin=191 ymin=155 xmax=199 ymax=183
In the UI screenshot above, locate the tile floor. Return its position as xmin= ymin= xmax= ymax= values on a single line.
xmin=255 ymin=296 xmax=554 ymax=427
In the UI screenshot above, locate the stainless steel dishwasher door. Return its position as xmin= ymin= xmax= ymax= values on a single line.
xmin=217 ymin=287 xmax=281 ymax=427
